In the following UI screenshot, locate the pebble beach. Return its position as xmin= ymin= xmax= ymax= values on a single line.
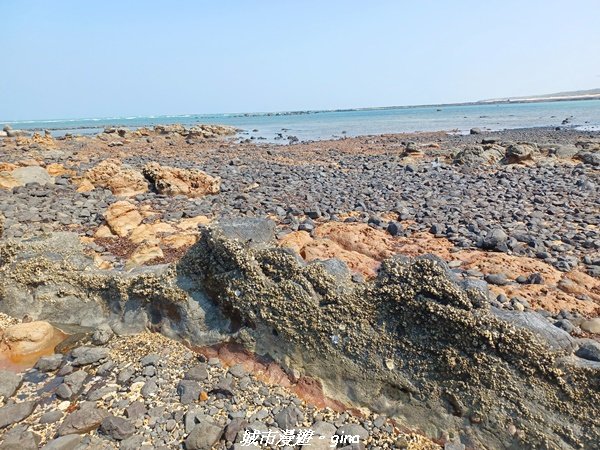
xmin=0 ymin=123 xmax=599 ymax=450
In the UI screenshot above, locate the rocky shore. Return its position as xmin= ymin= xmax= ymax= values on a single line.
xmin=1 ymin=124 xmax=599 ymax=449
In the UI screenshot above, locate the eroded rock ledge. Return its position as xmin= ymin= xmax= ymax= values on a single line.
xmin=1 ymin=228 xmax=599 ymax=449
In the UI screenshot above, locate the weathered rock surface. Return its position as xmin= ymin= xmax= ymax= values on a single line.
xmin=176 ymin=227 xmax=600 ymax=449
xmin=84 ymin=159 xmax=148 ymax=197
xmin=71 ymin=347 xmax=109 ymax=366
xmin=280 ymin=221 xmax=600 ymax=315
xmin=153 ymin=123 xmax=236 ymax=138
xmin=503 ymin=143 xmax=538 ymax=163
xmin=453 ymin=144 xmax=504 ymax=165
xmin=581 ymin=318 xmax=600 ymax=334
xmin=104 ymin=201 xmax=143 ymax=237
xmin=0 ymin=172 xmax=20 ymax=190
xmin=0 ymin=222 xmax=599 ymax=449
xmin=217 ymin=217 xmax=275 ymax=248
xmin=143 ymin=162 xmax=220 ymax=197
xmin=34 ymin=353 xmax=63 ymax=372
xmin=0 ymin=166 xmax=54 ymax=190
xmin=0 ymin=232 xmax=230 ymax=344
xmin=0 ymin=321 xmax=61 ymax=356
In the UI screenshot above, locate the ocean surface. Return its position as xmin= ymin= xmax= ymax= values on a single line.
xmin=4 ymin=99 xmax=600 ymax=142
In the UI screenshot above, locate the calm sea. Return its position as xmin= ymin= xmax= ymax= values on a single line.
xmin=4 ymin=99 xmax=600 ymax=141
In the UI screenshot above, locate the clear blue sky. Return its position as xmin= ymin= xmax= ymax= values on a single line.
xmin=2 ymin=0 xmax=599 ymax=120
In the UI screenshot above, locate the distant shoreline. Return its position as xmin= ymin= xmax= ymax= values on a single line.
xmin=337 ymin=94 xmax=600 ymax=114
xmin=3 ymin=96 xmax=599 ymax=142
xmin=3 ymin=94 xmax=600 ymax=125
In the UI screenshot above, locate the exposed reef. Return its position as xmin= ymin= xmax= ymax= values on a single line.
xmin=1 ymin=226 xmax=599 ymax=449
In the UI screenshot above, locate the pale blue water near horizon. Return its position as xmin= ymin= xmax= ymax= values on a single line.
xmin=4 ymin=99 xmax=600 ymax=141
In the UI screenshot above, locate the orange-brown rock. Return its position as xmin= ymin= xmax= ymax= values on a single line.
xmin=129 ymin=222 xmax=175 ymax=245
xmin=176 ymin=215 xmax=211 ymax=230
xmin=142 ymin=162 xmax=220 ymax=197
xmin=31 ymin=132 xmax=57 ymax=149
xmin=162 ymin=233 xmax=198 ymax=249
xmin=456 ymin=252 xmax=600 ymax=315
xmin=280 ymin=221 xmax=600 ymax=316
xmin=0 ymin=320 xmax=67 ymax=371
xmin=75 ymin=178 xmax=95 ymax=193
xmin=85 ymin=159 xmax=148 ymax=196
xmin=126 ymin=242 xmax=163 ymax=268
xmin=104 ymin=201 xmax=143 ymax=237
xmin=94 ymin=225 xmax=115 ymax=238
xmin=93 ymin=254 xmax=113 ymax=270
xmin=0 ymin=163 xmax=18 ymax=172
xmin=280 ymin=222 xmax=447 ymax=277
xmin=1 ymin=321 xmax=62 ymax=357
xmin=45 ymin=163 xmax=75 ymax=177
xmin=13 ymin=132 xmax=57 ymax=149
xmin=0 ymin=171 xmax=20 ymax=190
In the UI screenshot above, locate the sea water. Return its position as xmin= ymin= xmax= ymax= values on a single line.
xmin=3 ymin=99 xmax=600 ymax=141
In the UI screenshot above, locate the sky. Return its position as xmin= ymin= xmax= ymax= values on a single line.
xmin=2 ymin=0 xmax=600 ymax=120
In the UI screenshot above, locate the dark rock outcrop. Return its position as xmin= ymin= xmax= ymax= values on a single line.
xmin=176 ymin=227 xmax=600 ymax=450
xmin=1 ymin=226 xmax=599 ymax=449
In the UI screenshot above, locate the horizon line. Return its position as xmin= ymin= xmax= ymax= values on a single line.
xmin=2 ymin=92 xmax=599 ymax=125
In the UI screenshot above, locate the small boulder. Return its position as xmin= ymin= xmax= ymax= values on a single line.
xmin=576 ymin=151 xmax=600 ymax=166
xmin=0 ymin=427 xmax=40 ymax=450
xmin=575 ymin=340 xmax=600 ymax=362
xmin=581 ymin=318 xmax=600 ymax=334
xmin=481 ymin=228 xmax=508 ymax=251
xmin=11 ymin=166 xmax=54 ymax=186
xmin=2 ymin=321 xmax=60 ymax=357
xmin=35 ymin=354 xmax=63 ymax=372
xmin=99 ymin=415 xmax=135 ymax=440
xmin=335 ymin=423 xmax=369 ymax=440
xmin=57 ymin=407 xmax=109 ymax=435
xmin=0 ymin=401 xmax=37 ymax=429
xmin=484 ymin=273 xmax=509 ymax=286
xmin=184 ymin=419 xmax=225 ymax=450
xmin=91 ymin=325 xmax=114 ymax=345
xmin=504 ymin=143 xmax=537 ymax=164
xmin=184 ymin=364 xmax=209 ymax=381
xmin=453 ymin=145 xmax=504 ymax=166
xmin=70 ymin=346 xmax=109 ymax=366
xmin=0 ymin=371 xmax=21 ymax=400
xmin=274 ymin=405 xmax=304 ymax=429
xmin=386 ymin=221 xmax=401 ymax=236
xmin=178 ymin=380 xmax=202 ymax=404
xmin=63 ymin=369 xmax=88 ymax=394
